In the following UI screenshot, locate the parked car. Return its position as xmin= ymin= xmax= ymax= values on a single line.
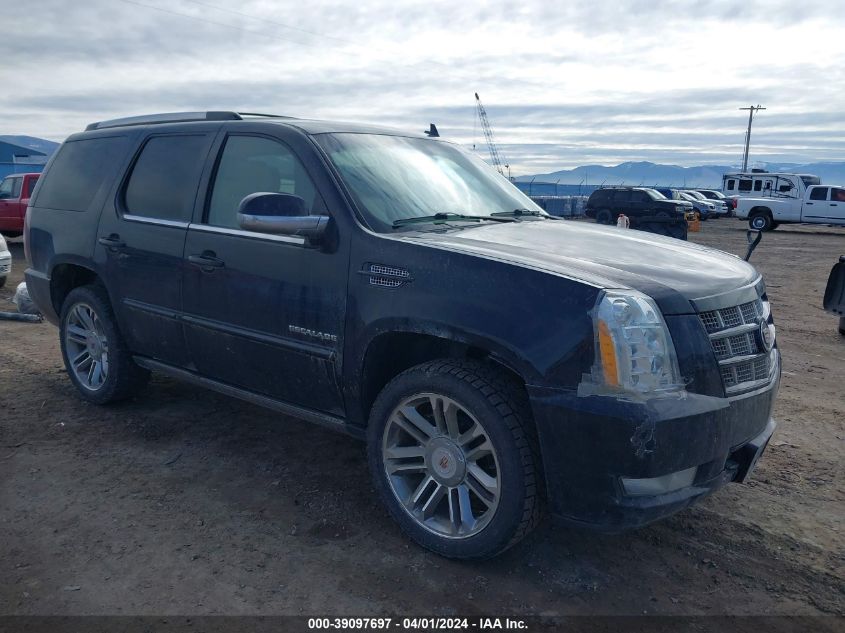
xmin=0 ymin=233 xmax=10 ymax=288
xmin=695 ymin=189 xmax=733 ymax=216
xmin=585 ymin=186 xmax=692 ymax=224
xmin=655 ymin=188 xmax=715 ymax=220
xmin=0 ymin=172 xmax=40 ymax=237
xmin=823 ymin=256 xmax=845 ymax=335
xmin=25 ymin=111 xmax=780 ymax=559
xmin=735 ymin=184 xmax=845 ymax=230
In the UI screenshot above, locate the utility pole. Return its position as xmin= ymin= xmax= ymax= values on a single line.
xmin=740 ymin=104 xmax=766 ymax=172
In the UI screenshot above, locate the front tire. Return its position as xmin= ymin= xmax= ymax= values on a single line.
xmin=60 ymin=284 xmax=149 ymax=404
xmin=367 ymin=359 xmax=542 ymax=559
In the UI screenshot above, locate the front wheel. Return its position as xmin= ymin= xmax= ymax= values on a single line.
xmin=367 ymin=360 xmax=542 ymax=559
xmin=595 ymin=209 xmax=613 ymax=225
xmin=60 ymin=284 xmax=149 ymax=404
xmin=749 ymin=212 xmax=773 ymax=231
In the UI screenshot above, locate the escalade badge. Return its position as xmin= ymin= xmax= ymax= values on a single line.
xmin=289 ymin=325 xmax=338 ymax=343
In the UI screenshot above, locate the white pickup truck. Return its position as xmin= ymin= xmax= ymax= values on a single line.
xmin=735 ymin=185 xmax=845 ymax=230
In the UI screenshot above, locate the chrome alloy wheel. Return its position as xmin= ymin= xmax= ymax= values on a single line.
xmin=381 ymin=393 xmax=500 ymax=539
xmin=64 ymin=303 xmax=109 ymax=391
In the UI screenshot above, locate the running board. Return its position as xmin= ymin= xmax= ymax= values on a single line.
xmin=133 ymin=357 xmax=361 ymax=439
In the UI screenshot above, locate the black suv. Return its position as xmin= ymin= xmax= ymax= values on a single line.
xmin=585 ymin=186 xmax=692 ymax=225
xmin=25 ymin=112 xmax=779 ymax=559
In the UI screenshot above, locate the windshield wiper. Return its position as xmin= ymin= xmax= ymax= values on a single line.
xmin=491 ymin=208 xmax=560 ymax=219
xmin=392 ymin=212 xmax=515 ymax=228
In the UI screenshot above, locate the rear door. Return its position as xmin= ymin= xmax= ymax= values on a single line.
xmin=826 ymin=187 xmax=845 ymax=224
xmin=180 ymin=127 xmax=347 ymax=415
xmin=94 ymin=129 xmax=217 ymax=367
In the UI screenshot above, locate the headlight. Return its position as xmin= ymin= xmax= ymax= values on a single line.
xmin=587 ymin=290 xmax=684 ymax=396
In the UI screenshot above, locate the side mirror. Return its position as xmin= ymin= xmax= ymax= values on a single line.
xmin=236 ymin=192 xmax=330 ymax=242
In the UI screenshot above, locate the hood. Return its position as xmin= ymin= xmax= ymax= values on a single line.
xmin=403 ymin=220 xmax=760 ymax=315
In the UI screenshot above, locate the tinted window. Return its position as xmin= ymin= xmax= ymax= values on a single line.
xmin=124 ymin=135 xmax=209 ymax=222
xmin=738 ymin=179 xmax=752 ymax=192
xmin=809 ymin=187 xmax=829 ymax=201
xmin=207 ymin=135 xmax=318 ymax=229
xmin=726 ymin=179 xmax=736 ymax=191
xmin=830 ymin=188 xmax=845 ymax=202
xmin=753 ymin=180 xmax=762 ymax=191
xmin=612 ymin=190 xmax=631 ymax=202
xmin=35 ymin=137 xmax=129 ymax=212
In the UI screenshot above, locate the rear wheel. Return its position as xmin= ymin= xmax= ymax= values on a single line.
xmin=367 ymin=359 xmax=542 ymax=559
xmin=596 ymin=209 xmax=613 ymax=225
xmin=749 ymin=212 xmax=773 ymax=231
xmin=60 ymin=284 xmax=149 ymax=404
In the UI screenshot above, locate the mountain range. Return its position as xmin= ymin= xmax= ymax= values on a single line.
xmin=516 ymin=161 xmax=845 ymax=188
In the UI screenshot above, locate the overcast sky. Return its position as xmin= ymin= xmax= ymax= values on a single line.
xmin=2 ymin=0 xmax=843 ymax=174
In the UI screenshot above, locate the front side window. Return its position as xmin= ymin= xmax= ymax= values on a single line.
xmin=124 ymin=135 xmax=209 ymax=222
xmin=206 ymin=135 xmax=319 ymax=229
xmin=831 ymin=188 xmax=845 ymax=202
xmin=0 ymin=177 xmax=15 ymax=199
xmin=809 ymin=187 xmax=829 ymax=201
xmin=314 ymin=133 xmax=543 ymax=232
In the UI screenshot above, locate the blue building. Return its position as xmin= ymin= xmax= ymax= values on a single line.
xmin=0 ymin=136 xmax=59 ymax=180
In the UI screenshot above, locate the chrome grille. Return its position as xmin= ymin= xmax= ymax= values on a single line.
xmin=699 ymin=297 xmax=775 ymax=394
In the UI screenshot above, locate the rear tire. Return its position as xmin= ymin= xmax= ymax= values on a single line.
xmin=59 ymin=284 xmax=149 ymax=404
xmin=596 ymin=209 xmax=613 ymax=225
xmin=367 ymin=359 xmax=543 ymax=559
xmin=749 ymin=212 xmax=773 ymax=231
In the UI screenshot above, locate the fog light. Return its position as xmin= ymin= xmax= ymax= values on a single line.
xmin=621 ymin=467 xmax=697 ymax=497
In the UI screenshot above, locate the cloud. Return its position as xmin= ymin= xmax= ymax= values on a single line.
xmin=1 ymin=0 xmax=843 ymax=172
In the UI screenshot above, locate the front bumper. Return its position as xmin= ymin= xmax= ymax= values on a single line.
xmin=528 ymin=374 xmax=779 ymax=531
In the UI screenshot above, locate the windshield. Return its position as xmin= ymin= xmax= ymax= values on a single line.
xmin=686 ymin=191 xmax=706 ymax=200
xmin=642 ymin=188 xmax=666 ymax=200
xmin=314 ymin=133 xmax=544 ymax=231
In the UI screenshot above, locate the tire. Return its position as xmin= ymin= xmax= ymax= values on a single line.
xmin=1 ymin=231 xmax=22 ymax=239
xmin=749 ymin=212 xmax=773 ymax=231
xmin=839 ymin=317 xmax=845 ymax=336
xmin=59 ymin=284 xmax=149 ymax=404
xmin=0 ymin=276 xmax=6 ymax=289
xmin=770 ymin=222 xmax=780 ymax=230
xmin=367 ymin=359 xmax=543 ymax=559
xmin=596 ymin=209 xmax=613 ymax=225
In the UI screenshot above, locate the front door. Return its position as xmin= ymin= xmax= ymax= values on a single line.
xmin=181 ymin=132 xmax=346 ymax=415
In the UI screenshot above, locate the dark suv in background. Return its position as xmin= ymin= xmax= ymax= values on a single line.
xmin=585 ymin=186 xmax=692 ymax=225
xmin=25 ymin=111 xmax=779 ymax=559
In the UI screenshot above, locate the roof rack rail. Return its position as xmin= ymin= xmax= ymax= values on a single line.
xmin=85 ymin=111 xmax=244 ymax=131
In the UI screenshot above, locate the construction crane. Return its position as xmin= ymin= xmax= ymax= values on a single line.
xmin=474 ymin=92 xmax=506 ymax=177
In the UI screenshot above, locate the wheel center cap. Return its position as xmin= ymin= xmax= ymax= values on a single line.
xmin=426 ymin=438 xmax=466 ymax=486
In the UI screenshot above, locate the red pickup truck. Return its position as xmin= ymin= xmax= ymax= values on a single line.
xmin=0 ymin=172 xmax=40 ymax=237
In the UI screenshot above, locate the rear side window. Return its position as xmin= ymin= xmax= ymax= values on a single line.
xmin=753 ymin=180 xmax=762 ymax=191
xmin=738 ymin=179 xmax=752 ymax=192
xmin=35 ymin=136 xmax=129 ymax=212
xmin=123 ymin=135 xmax=209 ymax=222
xmin=809 ymin=187 xmax=829 ymax=201
xmin=25 ymin=176 xmax=38 ymax=198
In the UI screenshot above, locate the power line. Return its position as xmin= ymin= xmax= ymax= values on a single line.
xmin=739 ymin=104 xmax=766 ymax=172
xmin=178 ymin=0 xmax=353 ymax=44
xmin=117 ymin=0 xmax=326 ymax=48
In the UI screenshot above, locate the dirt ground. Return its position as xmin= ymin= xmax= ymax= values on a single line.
xmin=0 ymin=219 xmax=843 ymax=618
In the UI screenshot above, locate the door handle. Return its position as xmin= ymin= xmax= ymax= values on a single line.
xmin=98 ymin=234 xmax=125 ymax=248
xmin=188 ymin=252 xmax=225 ymax=269
xmin=831 ymin=204 xmax=838 ymax=207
